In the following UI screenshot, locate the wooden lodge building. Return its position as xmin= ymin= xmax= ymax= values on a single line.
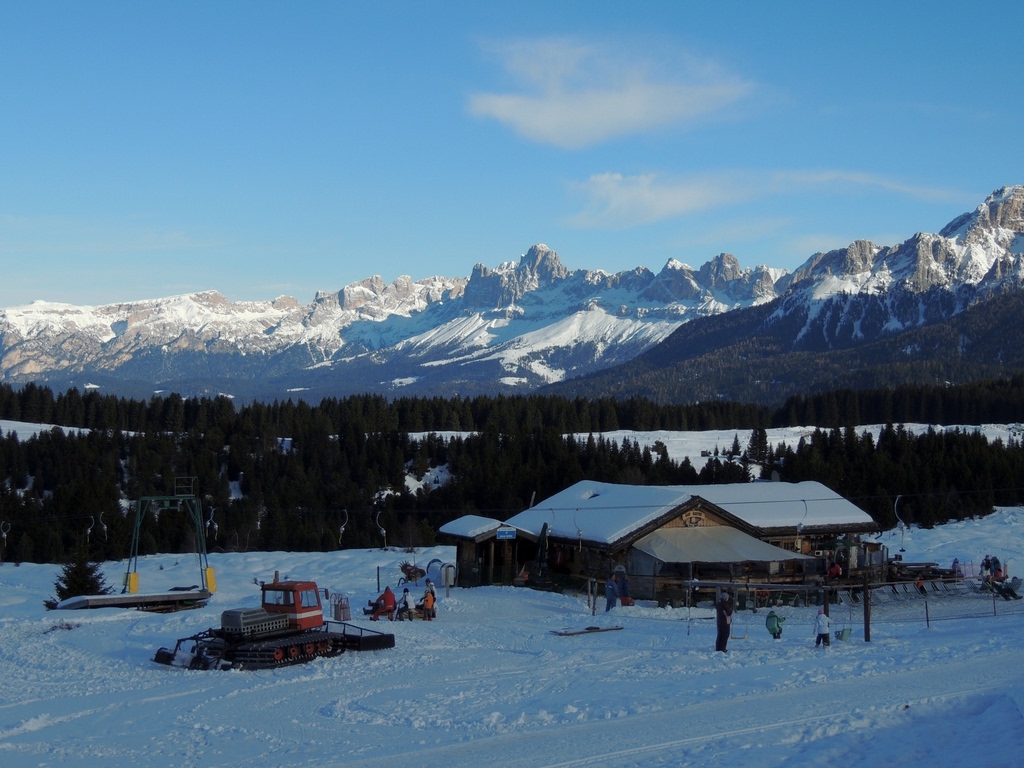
xmin=439 ymin=480 xmax=882 ymax=600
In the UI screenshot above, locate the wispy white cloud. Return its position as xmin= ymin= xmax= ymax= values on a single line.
xmin=776 ymin=171 xmax=960 ymax=203
xmin=467 ymin=38 xmax=752 ymax=149
xmin=567 ymin=172 xmax=752 ymax=228
xmin=568 ymin=170 xmax=961 ymax=229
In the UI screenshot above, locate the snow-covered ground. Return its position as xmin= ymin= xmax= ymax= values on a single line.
xmin=0 ymin=419 xmax=90 ymax=440
xmin=593 ymin=423 xmax=1024 ymax=472
xmin=7 ymin=418 xmax=1022 ymax=474
xmin=2 ymin=509 xmax=1024 ymax=767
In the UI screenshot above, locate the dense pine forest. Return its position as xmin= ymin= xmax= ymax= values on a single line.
xmin=1 ymin=378 xmax=1024 ymax=565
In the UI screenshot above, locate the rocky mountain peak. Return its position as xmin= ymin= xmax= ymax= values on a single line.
xmin=521 ymin=244 xmax=569 ymax=282
xmin=698 ymin=253 xmax=743 ymax=288
xmin=940 ymin=186 xmax=1024 ymax=241
xmin=463 ymin=244 xmax=569 ymax=308
xmin=975 ymin=186 xmax=1024 ymax=231
xmin=788 ymin=240 xmax=880 ymax=289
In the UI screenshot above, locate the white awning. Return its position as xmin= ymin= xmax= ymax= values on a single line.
xmin=634 ymin=526 xmax=812 ymax=563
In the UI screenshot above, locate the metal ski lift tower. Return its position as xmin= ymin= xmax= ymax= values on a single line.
xmin=124 ymin=477 xmax=216 ymax=594
xmin=894 ymin=495 xmax=906 ymax=553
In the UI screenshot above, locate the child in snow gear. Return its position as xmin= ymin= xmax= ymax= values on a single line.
xmin=813 ymin=609 xmax=831 ymax=647
xmin=420 ymin=588 xmax=435 ymax=620
xmin=765 ymin=610 xmax=785 ymax=639
xmin=715 ymin=593 xmax=733 ymax=653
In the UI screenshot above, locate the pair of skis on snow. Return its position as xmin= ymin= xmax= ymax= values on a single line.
xmin=550 ymin=625 xmax=624 ymax=636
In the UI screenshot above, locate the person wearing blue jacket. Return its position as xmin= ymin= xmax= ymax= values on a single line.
xmin=605 ymin=574 xmax=619 ymax=611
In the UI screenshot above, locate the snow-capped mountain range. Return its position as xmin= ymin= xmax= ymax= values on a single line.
xmin=2 ymin=186 xmax=1023 ymax=401
xmin=769 ymin=185 xmax=1024 ymax=349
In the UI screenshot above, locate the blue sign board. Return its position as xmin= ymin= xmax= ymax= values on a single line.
xmin=496 ymin=526 xmax=516 ymax=540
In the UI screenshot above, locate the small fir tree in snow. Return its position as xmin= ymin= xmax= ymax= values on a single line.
xmin=729 ymin=434 xmax=742 ymax=458
xmin=44 ymin=544 xmax=113 ymax=609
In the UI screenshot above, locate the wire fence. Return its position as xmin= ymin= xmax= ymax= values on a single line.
xmin=713 ymin=579 xmax=1024 ymax=642
xmin=836 ymin=579 xmax=1024 ymax=629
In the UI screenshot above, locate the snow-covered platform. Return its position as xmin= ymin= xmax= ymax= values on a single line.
xmin=56 ymin=589 xmax=212 ymax=612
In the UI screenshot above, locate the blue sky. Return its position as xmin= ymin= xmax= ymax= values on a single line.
xmin=1 ymin=2 xmax=1020 ymax=308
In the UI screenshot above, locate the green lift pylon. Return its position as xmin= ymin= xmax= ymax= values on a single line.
xmin=124 ymin=477 xmax=216 ymax=594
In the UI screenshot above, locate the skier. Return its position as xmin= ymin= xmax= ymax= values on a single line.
xmin=715 ymin=593 xmax=733 ymax=653
xmin=765 ymin=610 xmax=785 ymax=640
xmin=813 ymin=609 xmax=831 ymax=647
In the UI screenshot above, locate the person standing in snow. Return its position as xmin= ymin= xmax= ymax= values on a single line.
xmin=605 ymin=573 xmax=619 ymax=611
xmin=813 ymin=609 xmax=831 ymax=647
xmin=424 ymin=578 xmax=438 ymax=615
xmin=396 ymin=588 xmax=414 ymax=621
xmin=614 ymin=565 xmax=632 ymax=606
xmin=766 ymin=610 xmax=785 ymax=640
xmin=715 ymin=592 xmax=733 ymax=652
xmin=417 ymin=587 xmax=435 ymax=621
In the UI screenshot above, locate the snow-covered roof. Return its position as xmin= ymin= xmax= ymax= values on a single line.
xmin=504 ymin=480 xmax=875 ymax=547
xmin=438 ymin=515 xmax=538 ymax=541
xmin=505 ymin=482 xmax=693 ymax=546
xmin=686 ymin=481 xmax=875 ymax=532
xmin=439 ymin=515 xmax=504 ymax=539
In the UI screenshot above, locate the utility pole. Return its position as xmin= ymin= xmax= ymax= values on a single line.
xmin=863 ymin=570 xmax=871 ymax=642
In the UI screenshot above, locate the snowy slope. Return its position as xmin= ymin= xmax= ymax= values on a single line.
xmin=2 ymin=512 xmax=1024 ymax=767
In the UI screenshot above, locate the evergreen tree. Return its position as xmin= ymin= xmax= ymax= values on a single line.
xmin=45 ymin=544 xmax=113 ymax=609
xmin=745 ymin=427 xmax=770 ymax=464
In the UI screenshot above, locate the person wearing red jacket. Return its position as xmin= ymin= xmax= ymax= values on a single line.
xmin=368 ymin=586 xmax=395 ymax=621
